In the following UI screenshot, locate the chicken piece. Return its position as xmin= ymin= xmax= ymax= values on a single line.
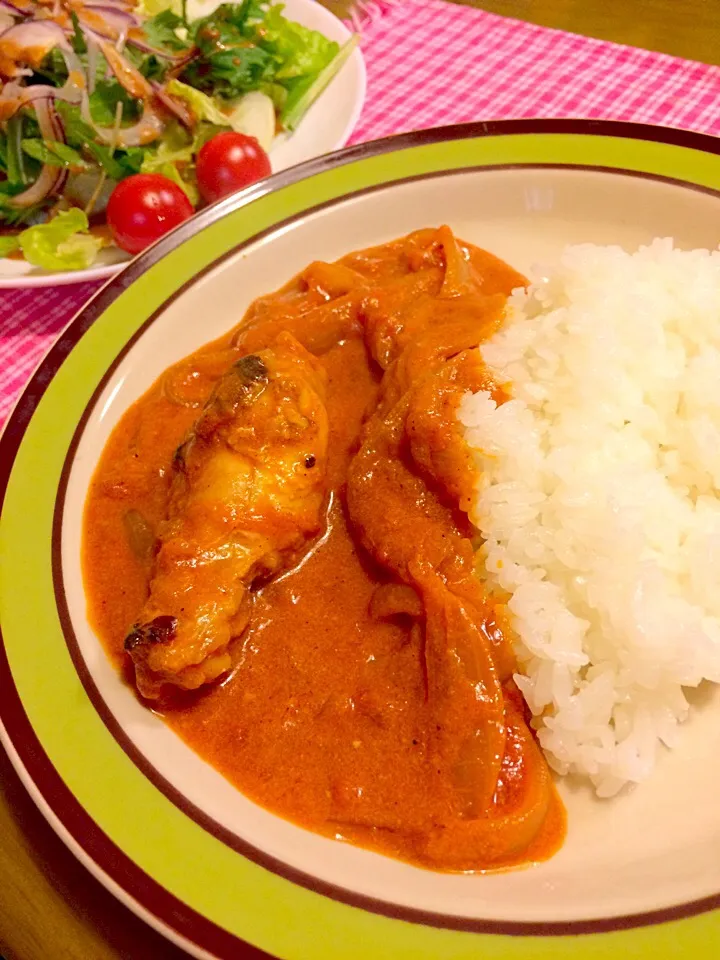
xmin=371 ymin=299 xmax=507 ymax=420
xmin=346 ymin=391 xmax=509 ymax=816
xmin=347 ymin=383 xmax=548 ymax=848
xmin=405 ymin=349 xmax=501 ymax=512
xmin=125 ymin=332 xmax=328 ymax=698
xmin=346 ymin=228 xmax=550 ymax=853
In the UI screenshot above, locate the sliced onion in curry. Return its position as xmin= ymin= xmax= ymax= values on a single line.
xmin=161 ymin=348 xmax=241 ymax=408
xmin=422 ymin=702 xmax=553 ymax=869
xmin=122 ymin=509 xmax=156 ymax=562
xmin=369 ymin=583 xmax=424 ymax=621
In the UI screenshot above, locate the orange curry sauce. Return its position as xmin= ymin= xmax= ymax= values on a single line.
xmin=83 ymin=228 xmax=565 ymax=872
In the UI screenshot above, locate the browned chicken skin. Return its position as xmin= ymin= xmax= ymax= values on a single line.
xmin=125 ymin=332 xmax=329 ymax=699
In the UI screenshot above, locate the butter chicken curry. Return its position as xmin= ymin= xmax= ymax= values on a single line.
xmin=84 ymin=226 xmax=565 ymax=872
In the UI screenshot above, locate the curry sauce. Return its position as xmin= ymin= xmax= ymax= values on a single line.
xmin=83 ymin=227 xmax=566 ymax=871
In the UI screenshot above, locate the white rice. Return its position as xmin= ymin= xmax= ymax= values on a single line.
xmin=459 ymin=239 xmax=720 ymax=796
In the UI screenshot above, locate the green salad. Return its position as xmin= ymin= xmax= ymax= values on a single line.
xmin=0 ymin=0 xmax=357 ymax=269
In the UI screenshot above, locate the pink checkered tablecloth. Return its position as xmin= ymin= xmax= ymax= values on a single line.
xmin=3 ymin=0 xmax=720 ymax=425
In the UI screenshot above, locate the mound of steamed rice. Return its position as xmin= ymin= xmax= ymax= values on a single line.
xmin=459 ymin=239 xmax=720 ymax=796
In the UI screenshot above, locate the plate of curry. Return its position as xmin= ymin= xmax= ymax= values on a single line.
xmin=3 ymin=120 xmax=720 ymax=960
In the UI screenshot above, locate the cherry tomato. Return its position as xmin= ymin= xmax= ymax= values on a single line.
xmin=106 ymin=173 xmax=194 ymax=255
xmin=196 ymin=132 xmax=271 ymax=205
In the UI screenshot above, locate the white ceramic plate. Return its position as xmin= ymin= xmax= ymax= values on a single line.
xmin=0 ymin=0 xmax=365 ymax=288
xmin=4 ymin=121 xmax=720 ymax=960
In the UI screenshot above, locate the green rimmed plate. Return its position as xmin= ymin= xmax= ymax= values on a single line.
xmin=3 ymin=119 xmax=720 ymax=959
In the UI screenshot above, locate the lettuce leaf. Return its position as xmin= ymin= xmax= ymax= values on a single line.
xmin=0 ymin=235 xmax=19 ymax=257
xmin=0 ymin=186 xmax=49 ymax=228
xmin=179 ymin=1 xmax=341 ymax=130
xmin=138 ymin=1 xmax=346 ymax=136
xmin=281 ymin=34 xmax=357 ymax=130
xmin=183 ymin=1 xmax=339 ymax=100
xmin=154 ymin=161 xmax=199 ymax=204
xmin=136 ymin=0 xmax=183 ymax=17
xmin=165 ymin=80 xmax=274 ymax=149
xmin=14 ymin=209 xmax=103 ymax=270
xmin=88 ymin=79 xmax=143 ymax=127
xmin=21 ymin=138 xmax=90 ymax=172
xmin=143 ymin=8 xmax=191 ymax=52
xmin=56 ymin=102 xmax=145 ymax=181
xmin=246 ymin=3 xmax=339 ymax=81
xmin=140 ymin=118 xmax=221 ymax=168
xmin=139 ymin=118 xmax=222 ymax=205
xmin=182 ymin=9 xmax=274 ymax=100
xmin=166 ymin=80 xmax=231 ymax=127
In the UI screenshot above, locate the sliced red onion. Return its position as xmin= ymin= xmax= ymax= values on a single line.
xmin=151 ymin=80 xmax=195 ymax=128
xmin=17 ymin=82 xmax=80 ymax=104
xmin=83 ymin=0 xmax=137 ymax=9
xmin=126 ymin=35 xmax=192 ymax=63
xmin=76 ymin=4 xmax=139 ymax=42
xmin=0 ymin=79 xmax=81 ymax=122
xmin=100 ymin=38 xmax=151 ymax=98
xmin=81 ymin=90 xmax=163 ymax=146
xmin=116 ymin=24 xmax=128 ymax=53
xmin=86 ymin=6 xmax=193 ymax=62
xmin=10 ymin=98 xmax=68 ymax=208
xmin=0 ymin=77 xmax=26 ymax=120
xmin=82 ymin=4 xmax=139 ymax=23
xmin=0 ymin=19 xmax=87 ymax=92
xmin=0 ymin=0 xmax=30 ymax=19
xmin=74 ymin=6 xmax=189 ymax=63
xmin=51 ymin=96 xmax=65 ymax=140
xmin=86 ymin=31 xmax=99 ymax=94
xmin=0 ymin=19 xmax=68 ymax=79
xmin=81 ymin=25 xmax=152 ymax=99
xmin=0 ymin=18 xmax=67 ymax=45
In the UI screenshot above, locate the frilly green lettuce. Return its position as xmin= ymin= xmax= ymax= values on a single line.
xmin=165 ymin=80 xmax=275 ymax=151
xmin=2 ymin=209 xmax=104 ymax=270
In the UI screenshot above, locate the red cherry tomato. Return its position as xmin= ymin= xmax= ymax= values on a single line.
xmin=196 ymin=131 xmax=271 ymax=205
xmin=106 ymin=173 xmax=194 ymax=255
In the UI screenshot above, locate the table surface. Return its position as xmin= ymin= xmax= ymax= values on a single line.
xmin=453 ymin=0 xmax=720 ymax=66
xmin=1 ymin=2 xmax=718 ymax=958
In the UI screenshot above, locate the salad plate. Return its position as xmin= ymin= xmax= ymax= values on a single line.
xmin=0 ymin=0 xmax=365 ymax=288
xmin=3 ymin=120 xmax=720 ymax=960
